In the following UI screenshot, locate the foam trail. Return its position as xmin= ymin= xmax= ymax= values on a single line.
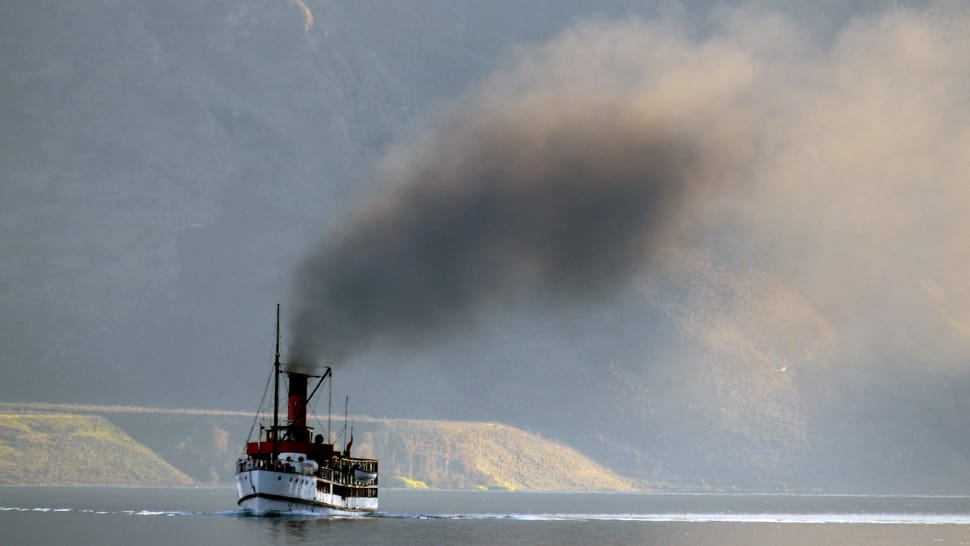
xmin=0 ymin=506 xmax=212 ymax=517
xmin=373 ymin=512 xmax=970 ymax=525
xmin=6 ymin=505 xmax=970 ymax=524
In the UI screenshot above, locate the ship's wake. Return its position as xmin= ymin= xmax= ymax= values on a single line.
xmin=6 ymin=505 xmax=970 ymax=525
xmin=372 ymin=512 xmax=970 ymax=525
xmin=0 ymin=506 xmax=213 ymax=517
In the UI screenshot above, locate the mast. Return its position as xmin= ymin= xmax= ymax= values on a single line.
xmin=272 ymin=304 xmax=281 ymax=462
xmin=343 ymin=395 xmax=349 ymax=454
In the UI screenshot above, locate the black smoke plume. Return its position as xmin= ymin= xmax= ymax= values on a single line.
xmin=292 ymin=7 xmax=970 ymax=374
xmin=289 ymin=85 xmax=730 ymax=368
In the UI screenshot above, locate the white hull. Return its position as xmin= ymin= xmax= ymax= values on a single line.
xmin=238 ymin=495 xmax=371 ymax=517
xmin=236 ymin=469 xmax=378 ymax=516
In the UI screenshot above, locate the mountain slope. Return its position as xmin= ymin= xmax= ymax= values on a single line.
xmin=0 ymin=413 xmax=193 ymax=486
xmin=0 ymin=406 xmax=634 ymax=490
xmin=356 ymin=419 xmax=635 ymax=490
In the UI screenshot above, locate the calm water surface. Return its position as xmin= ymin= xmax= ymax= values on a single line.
xmin=3 ymin=487 xmax=970 ymax=545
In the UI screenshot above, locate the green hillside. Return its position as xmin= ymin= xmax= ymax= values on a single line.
xmin=0 ymin=413 xmax=193 ymax=486
xmin=0 ymin=406 xmax=635 ymax=490
xmin=355 ymin=419 xmax=636 ymax=491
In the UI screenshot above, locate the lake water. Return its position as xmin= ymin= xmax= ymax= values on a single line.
xmin=3 ymin=487 xmax=970 ymax=545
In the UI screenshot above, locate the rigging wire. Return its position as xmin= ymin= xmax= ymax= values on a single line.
xmin=308 ymin=371 xmax=331 ymax=443
xmin=309 ymin=377 xmax=323 ymax=437
xmin=244 ymin=364 xmax=275 ymax=452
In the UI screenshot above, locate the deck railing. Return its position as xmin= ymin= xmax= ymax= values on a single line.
xmin=238 ymin=457 xmax=379 ymax=487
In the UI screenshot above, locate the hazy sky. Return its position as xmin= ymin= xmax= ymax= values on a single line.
xmin=2 ymin=0 xmax=969 ymax=491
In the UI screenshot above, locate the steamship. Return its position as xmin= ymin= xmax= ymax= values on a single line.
xmin=235 ymin=306 xmax=378 ymax=516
